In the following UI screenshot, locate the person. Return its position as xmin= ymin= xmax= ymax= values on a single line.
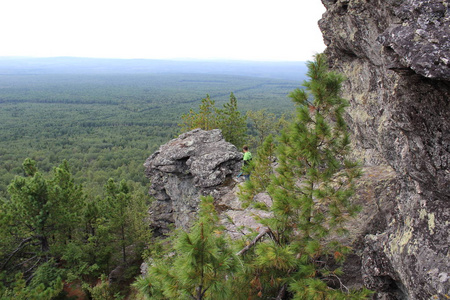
xmin=242 ymin=145 xmax=252 ymax=181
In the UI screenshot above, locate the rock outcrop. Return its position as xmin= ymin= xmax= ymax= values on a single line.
xmin=144 ymin=128 xmax=269 ymax=237
xmin=319 ymin=0 xmax=449 ymax=298
xmin=143 ymin=130 xmax=420 ymax=297
xmin=144 ymin=129 xmax=242 ymax=234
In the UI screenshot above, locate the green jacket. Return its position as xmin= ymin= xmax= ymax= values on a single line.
xmin=243 ymin=151 xmax=252 ymax=165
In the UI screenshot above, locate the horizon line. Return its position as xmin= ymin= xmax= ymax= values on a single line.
xmin=0 ymin=55 xmax=308 ymax=63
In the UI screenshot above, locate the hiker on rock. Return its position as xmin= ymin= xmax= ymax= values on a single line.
xmin=242 ymin=145 xmax=252 ymax=181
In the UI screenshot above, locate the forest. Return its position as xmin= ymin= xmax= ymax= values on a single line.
xmin=0 ymin=56 xmax=371 ymax=299
xmin=0 ymin=59 xmax=300 ymax=298
xmin=0 ymin=70 xmax=299 ymax=197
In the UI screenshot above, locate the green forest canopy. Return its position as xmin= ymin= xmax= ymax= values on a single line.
xmin=0 ymin=57 xmax=372 ymax=299
xmin=0 ymin=72 xmax=298 ymax=197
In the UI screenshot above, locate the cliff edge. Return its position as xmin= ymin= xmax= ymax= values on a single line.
xmin=319 ymin=0 xmax=449 ymax=298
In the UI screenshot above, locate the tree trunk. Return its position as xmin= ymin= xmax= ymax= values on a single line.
xmin=39 ymin=235 xmax=50 ymax=258
xmin=121 ymin=225 xmax=126 ymax=263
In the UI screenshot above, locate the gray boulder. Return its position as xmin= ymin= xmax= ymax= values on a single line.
xmin=144 ymin=129 xmax=243 ymax=235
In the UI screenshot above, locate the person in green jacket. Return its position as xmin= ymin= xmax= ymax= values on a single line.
xmin=242 ymin=145 xmax=252 ymax=181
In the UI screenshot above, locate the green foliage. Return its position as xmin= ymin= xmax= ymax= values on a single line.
xmin=134 ymin=55 xmax=369 ymax=299
xmin=180 ymin=93 xmax=248 ymax=148
xmin=216 ymin=92 xmax=248 ymax=148
xmin=104 ymin=179 xmax=133 ymax=263
xmin=239 ymin=54 xmax=368 ymax=299
xmin=238 ymin=134 xmax=276 ymax=208
xmin=22 ymin=158 xmax=37 ymax=176
xmin=0 ymin=73 xmax=295 ymax=199
xmin=28 ymin=259 xmax=64 ymax=291
xmin=102 ymin=179 xmax=150 ymax=264
xmin=246 ymin=109 xmax=290 ymax=150
xmin=84 ymin=274 xmax=124 ymax=300
xmin=0 ymin=71 xmax=298 ymax=297
xmin=0 ymin=62 xmax=374 ymax=298
xmin=180 ymin=94 xmax=218 ymax=131
xmin=0 ymin=160 xmax=151 ymax=297
xmin=134 ymin=196 xmax=242 ymax=300
xmin=1 ymin=159 xmax=84 ymax=279
xmin=72 ymin=179 xmax=150 ymax=279
xmin=0 ymin=271 xmax=63 ymax=300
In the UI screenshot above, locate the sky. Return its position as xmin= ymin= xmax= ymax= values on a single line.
xmin=0 ymin=0 xmax=326 ymax=62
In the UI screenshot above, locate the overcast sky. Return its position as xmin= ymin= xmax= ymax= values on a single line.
xmin=0 ymin=0 xmax=326 ymax=61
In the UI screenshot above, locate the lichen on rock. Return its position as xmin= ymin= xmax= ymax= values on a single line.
xmin=319 ymin=0 xmax=450 ymax=298
xmin=144 ymin=128 xmax=269 ymax=237
xmin=144 ymin=129 xmax=242 ymax=234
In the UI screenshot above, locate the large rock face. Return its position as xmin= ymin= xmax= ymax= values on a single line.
xmin=144 ymin=128 xmax=270 ymax=238
xmin=319 ymin=0 xmax=449 ymax=298
xmin=144 ymin=129 xmax=242 ymax=234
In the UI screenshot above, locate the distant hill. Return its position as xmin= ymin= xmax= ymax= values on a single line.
xmin=0 ymin=57 xmax=307 ymax=81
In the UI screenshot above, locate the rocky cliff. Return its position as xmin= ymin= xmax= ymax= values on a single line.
xmin=319 ymin=0 xmax=449 ymax=298
xmin=143 ymin=133 xmax=414 ymax=299
xmin=144 ymin=129 xmax=270 ymax=237
xmin=144 ymin=1 xmax=449 ymax=298
xmin=144 ymin=129 xmax=240 ymax=235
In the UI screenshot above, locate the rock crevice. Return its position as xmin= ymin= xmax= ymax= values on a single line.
xmin=319 ymin=0 xmax=449 ymax=298
xmin=144 ymin=129 xmax=243 ymax=234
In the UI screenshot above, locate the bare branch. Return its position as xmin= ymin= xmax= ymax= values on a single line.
xmin=13 ymin=255 xmax=38 ymax=269
xmin=1 ymin=237 xmax=33 ymax=270
xmin=275 ymin=284 xmax=287 ymax=300
xmin=236 ymin=227 xmax=271 ymax=256
xmin=24 ymin=257 xmax=41 ymax=276
xmin=328 ymin=273 xmax=349 ymax=293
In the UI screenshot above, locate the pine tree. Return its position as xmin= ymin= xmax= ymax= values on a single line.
xmin=0 ymin=271 xmax=63 ymax=300
xmin=179 ymin=93 xmax=247 ymax=148
xmin=0 ymin=159 xmax=83 ymax=289
xmin=101 ymin=178 xmax=150 ymax=265
xmin=48 ymin=160 xmax=85 ymax=253
xmin=104 ymin=178 xmax=132 ymax=263
xmin=238 ymin=134 xmax=276 ymax=209
xmin=240 ymin=54 xmax=370 ymax=299
xmin=217 ymin=92 xmax=247 ymax=148
xmin=77 ymin=194 xmax=116 ymax=276
xmin=134 ymin=196 xmax=242 ymax=300
xmin=246 ymin=109 xmax=289 ymax=150
xmin=180 ymin=94 xmax=218 ymax=132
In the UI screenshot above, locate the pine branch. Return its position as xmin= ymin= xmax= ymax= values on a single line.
xmin=201 ymin=285 xmax=210 ymax=299
xmin=13 ymin=254 xmax=38 ymax=269
xmin=25 ymin=257 xmax=42 ymax=283
xmin=275 ymin=284 xmax=287 ymax=300
xmin=324 ymin=273 xmax=349 ymax=293
xmin=236 ymin=227 xmax=272 ymax=256
xmin=1 ymin=237 xmax=33 ymax=270
xmin=225 ymin=214 xmax=247 ymax=238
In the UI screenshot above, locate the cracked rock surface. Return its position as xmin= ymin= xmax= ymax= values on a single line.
xmin=320 ymin=0 xmax=450 ymax=298
xmin=144 ymin=128 xmax=268 ymax=237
